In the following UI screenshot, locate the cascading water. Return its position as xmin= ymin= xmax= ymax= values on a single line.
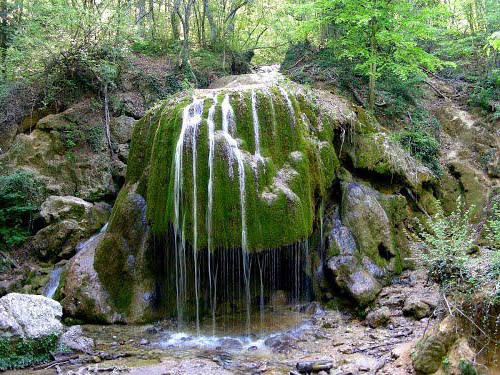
xmin=169 ymin=88 xmax=315 ymax=336
xmin=173 ymin=98 xmax=204 ymax=328
xmin=251 ymin=90 xmax=263 ymax=163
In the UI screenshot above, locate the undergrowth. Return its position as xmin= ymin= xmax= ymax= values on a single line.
xmin=0 ymin=334 xmax=60 ymax=371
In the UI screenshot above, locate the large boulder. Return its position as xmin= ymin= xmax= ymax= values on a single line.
xmin=325 ymin=183 xmax=409 ymax=305
xmin=61 ymin=183 xmax=156 ymax=323
xmin=59 ymin=233 xmax=124 ymax=324
xmin=31 ymin=196 xmax=110 ymax=261
xmin=0 ymin=293 xmax=62 ymax=339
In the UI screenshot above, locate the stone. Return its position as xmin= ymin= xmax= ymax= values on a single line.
xmin=59 ymin=233 xmax=124 ymax=324
xmin=40 ymin=195 xmax=110 ymax=225
xmin=341 ymin=183 xmax=396 ymax=266
xmin=59 ymin=325 xmax=94 ymax=353
xmin=32 ymin=196 xmax=110 ymax=261
xmin=113 ymin=92 xmax=146 ymax=119
xmin=403 ymin=299 xmax=431 ymax=320
xmin=412 ymin=316 xmax=458 ymax=374
xmin=110 ymin=115 xmax=136 ymax=144
xmin=365 ymin=307 xmax=391 ymax=328
xmin=0 ymin=293 xmax=63 ymax=339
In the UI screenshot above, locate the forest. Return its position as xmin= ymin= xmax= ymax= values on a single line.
xmin=0 ymin=0 xmax=498 ymax=374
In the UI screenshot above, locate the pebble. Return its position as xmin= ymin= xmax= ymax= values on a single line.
xmin=140 ymin=339 xmax=149 ymax=345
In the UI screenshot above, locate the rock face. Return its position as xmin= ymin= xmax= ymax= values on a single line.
xmin=60 ymin=72 xmax=433 ymax=322
xmin=32 ymin=196 xmax=110 ymax=261
xmin=325 ymin=183 xmax=409 ymax=305
xmin=0 ymin=100 xmax=116 ymax=202
xmin=0 ymin=293 xmax=63 ymax=339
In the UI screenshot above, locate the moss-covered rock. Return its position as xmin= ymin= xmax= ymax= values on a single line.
xmin=128 ymin=85 xmax=339 ymax=252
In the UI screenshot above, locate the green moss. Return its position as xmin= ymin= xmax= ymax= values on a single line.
xmin=94 ymin=233 xmax=133 ymax=311
xmin=126 ymin=87 xmax=339 ymax=252
xmin=0 ymin=334 xmax=59 ymax=371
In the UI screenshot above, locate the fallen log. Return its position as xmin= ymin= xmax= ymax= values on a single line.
xmin=296 ymin=360 xmax=334 ymax=373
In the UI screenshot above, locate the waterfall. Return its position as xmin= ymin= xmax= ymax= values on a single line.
xmin=173 ymin=98 xmax=204 ymax=328
xmin=206 ymin=96 xmax=217 ymax=333
xmin=43 ymin=266 xmax=62 ymax=299
xmin=279 ymin=87 xmax=296 ymax=127
xmin=251 ymin=90 xmax=263 ymax=162
xmin=167 ymin=90 xmax=314 ymax=334
xmin=221 ymin=94 xmax=251 ymax=332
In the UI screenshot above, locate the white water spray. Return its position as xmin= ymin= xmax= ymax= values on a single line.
xmin=173 ymin=98 xmax=204 ymax=327
xmin=251 ymin=90 xmax=263 ymax=162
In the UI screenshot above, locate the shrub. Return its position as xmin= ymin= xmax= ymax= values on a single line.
xmin=0 ymin=171 xmax=45 ymax=249
xmin=485 ymin=203 xmax=500 ymax=250
xmin=392 ymin=127 xmax=441 ymax=176
xmin=418 ymin=198 xmax=476 ymax=285
xmin=0 ymin=334 xmax=59 ymax=371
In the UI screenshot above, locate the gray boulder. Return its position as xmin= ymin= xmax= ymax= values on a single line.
xmin=32 ymin=196 xmax=110 ymax=261
xmin=59 ymin=325 xmax=94 ymax=353
xmin=0 ymin=293 xmax=62 ymax=339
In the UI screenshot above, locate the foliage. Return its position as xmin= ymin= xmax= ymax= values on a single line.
xmin=485 ymin=203 xmax=500 ymax=250
xmin=392 ymin=127 xmax=441 ymax=176
xmin=291 ymin=0 xmax=447 ymax=109
xmin=418 ymin=198 xmax=476 ymax=285
xmin=0 ymin=171 xmax=45 ymax=249
xmin=0 ymin=334 xmax=59 ymax=371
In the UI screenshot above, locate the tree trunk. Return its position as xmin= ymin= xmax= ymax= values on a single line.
xmin=171 ymin=0 xmax=181 ymax=41
xmin=203 ymin=0 xmax=217 ymax=47
xmin=103 ymin=83 xmax=113 ymax=157
xmin=0 ymin=0 xmax=7 ymax=80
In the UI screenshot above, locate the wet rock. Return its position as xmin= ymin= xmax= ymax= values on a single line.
xmin=365 ymin=307 xmax=391 ymax=328
xmin=217 ymin=338 xmax=243 ymax=351
xmin=139 ymin=338 xmax=149 ymax=345
xmin=0 ymin=293 xmax=62 ymax=339
xmin=264 ymin=333 xmax=296 ymax=353
xmin=59 ymin=325 xmax=94 ymax=353
xmin=296 ymin=360 xmax=333 ymax=373
xmin=403 ymin=299 xmax=431 ymax=320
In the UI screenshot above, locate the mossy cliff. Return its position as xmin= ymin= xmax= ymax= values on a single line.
xmin=127 ymin=85 xmax=339 ymax=251
xmin=59 ymin=73 xmax=436 ymax=322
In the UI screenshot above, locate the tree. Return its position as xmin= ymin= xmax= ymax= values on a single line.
xmin=294 ymin=0 xmax=445 ymax=111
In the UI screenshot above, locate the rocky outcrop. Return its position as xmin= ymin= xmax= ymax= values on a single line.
xmin=325 ymin=183 xmax=409 ymax=305
xmin=60 ymin=184 xmax=155 ymax=323
xmin=0 ymin=100 xmax=116 ymax=202
xmin=59 ymin=72 xmax=432 ymax=322
xmin=59 ymin=233 xmax=124 ymax=324
xmin=0 ymin=293 xmax=62 ymax=339
xmin=31 ymin=196 xmax=110 ymax=261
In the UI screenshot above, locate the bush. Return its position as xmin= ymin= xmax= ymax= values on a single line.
xmin=0 ymin=171 xmax=45 ymax=249
xmin=0 ymin=334 xmax=59 ymax=371
xmin=485 ymin=203 xmax=500 ymax=250
xmin=392 ymin=127 xmax=441 ymax=176
xmin=418 ymin=198 xmax=476 ymax=285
